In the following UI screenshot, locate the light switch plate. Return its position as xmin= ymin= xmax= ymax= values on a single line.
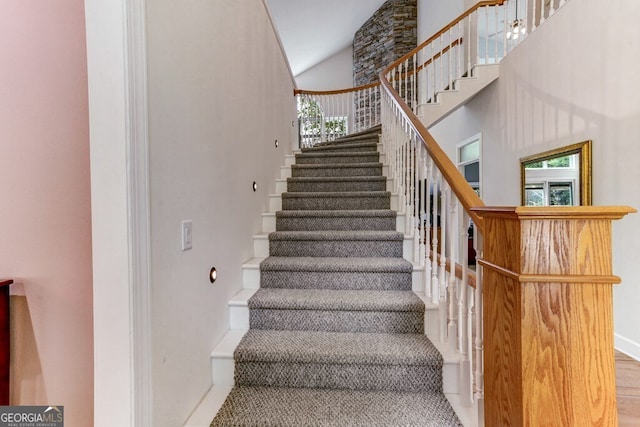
xmin=181 ymin=220 xmax=192 ymax=251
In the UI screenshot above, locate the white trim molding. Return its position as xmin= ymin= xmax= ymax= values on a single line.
xmin=124 ymin=0 xmax=153 ymax=425
xmin=85 ymin=0 xmax=152 ymax=425
xmin=615 ymin=333 xmax=640 ymax=362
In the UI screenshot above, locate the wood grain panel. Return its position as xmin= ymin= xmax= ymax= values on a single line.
xmin=474 ymin=206 xmax=634 ymax=426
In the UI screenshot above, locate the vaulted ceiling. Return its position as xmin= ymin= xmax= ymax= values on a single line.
xmin=265 ymin=0 xmax=388 ymax=76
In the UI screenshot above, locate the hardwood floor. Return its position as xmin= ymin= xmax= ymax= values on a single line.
xmin=617 ymin=351 xmax=640 ymax=426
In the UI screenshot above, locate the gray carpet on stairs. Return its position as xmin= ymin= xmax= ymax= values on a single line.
xmin=211 ymin=127 xmax=461 ymax=426
xmin=211 ymin=386 xmax=462 ymax=427
xmin=286 ymin=176 xmax=387 ymax=192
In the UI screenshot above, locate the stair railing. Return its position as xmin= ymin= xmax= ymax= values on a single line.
xmin=378 ymin=0 xmax=574 ymax=413
xmin=387 ymin=0 xmax=518 ymax=116
xmin=295 ymin=83 xmax=381 ymax=147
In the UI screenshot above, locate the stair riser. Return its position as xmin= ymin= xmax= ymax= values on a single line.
xmin=291 ymin=166 xmax=382 ymax=178
xmin=234 ymin=362 xmax=442 ymax=393
xmin=269 ymin=240 xmax=403 ymax=258
xmin=249 ymin=310 xmax=424 ymax=334
xmin=260 ymin=271 xmax=412 ymax=290
xmin=276 ymin=217 xmax=396 ymax=231
xmin=282 ymin=197 xmax=390 ymax=211
xmin=295 ymin=154 xmax=379 ymax=165
xmin=287 ymin=181 xmax=386 ymax=192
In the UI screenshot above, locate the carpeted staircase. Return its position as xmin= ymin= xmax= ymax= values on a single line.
xmin=211 ymin=128 xmax=462 ymax=426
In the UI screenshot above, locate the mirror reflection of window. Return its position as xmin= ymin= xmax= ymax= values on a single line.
xmin=523 ymin=153 xmax=579 ymax=206
xmin=520 ymin=141 xmax=591 ymax=206
xmin=525 ymin=182 xmax=574 ymax=206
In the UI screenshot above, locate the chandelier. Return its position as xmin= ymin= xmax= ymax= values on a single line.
xmin=506 ymin=0 xmax=526 ymax=40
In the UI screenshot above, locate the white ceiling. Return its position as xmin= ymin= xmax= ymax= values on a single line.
xmin=266 ymin=0 xmax=388 ymax=76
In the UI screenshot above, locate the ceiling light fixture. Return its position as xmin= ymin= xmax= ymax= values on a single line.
xmin=506 ymin=0 xmax=526 ymax=40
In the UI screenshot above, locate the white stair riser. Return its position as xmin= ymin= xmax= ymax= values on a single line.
xmin=396 ymin=213 xmax=406 ymax=232
xmin=262 ymin=214 xmax=276 ymax=233
xmin=391 ymin=194 xmax=398 ymax=211
xmin=285 ymin=155 xmax=295 ymax=166
xmin=424 ymin=306 xmax=440 ymax=342
xmin=280 ymin=166 xmax=291 ymax=179
xmin=275 ymin=179 xmax=287 ymax=194
xmin=443 ymin=361 xmax=460 ymax=395
xmin=230 ymin=306 xmax=249 ymax=330
xmin=242 ymin=266 xmax=260 ymax=289
xmin=253 ymin=236 xmax=269 ymax=258
xmin=269 ymin=195 xmax=282 ymax=212
xmin=403 ymin=237 xmax=413 ymax=262
xmin=211 ymin=358 xmax=235 ymax=387
xmin=412 ymin=268 xmax=424 ymax=292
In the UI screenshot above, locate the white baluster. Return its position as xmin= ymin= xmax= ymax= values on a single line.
xmin=459 ymin=214 xmax=473 ymax=407
xmin=411 ymin=134 xmax=420 ymax=262
xmin=438 ymin=184 xmax=448 ymax=343
xmin=438 ymin=35 xmax=444 ymax=94
xmin=474 ymin=234 xmax=484 ymax=402
xmin=411 ymin=53 xmax=418 ymax=115
xmin=447 ymin=195 xmax=458 ymax=353
xmin=457 ymin=21 xmax=463 ymax=80
xmin=430 ymin=43 xmax=436 ymax=102
xmin=467 ymin=14 xmax=472 ymax=76
xmin=425 ymin=157 xmax=434 ymax=302
xmin=494 ymin=4 xmax=499 ymax=62
xmin=483 ymin=6 xmax=489 ymax=65
xmin=430 ymin=174 xmax=440 ymax=307
xmin=532 ymin=0 xmax=538 ymax=31
xmin=549 ymin=0 xmax=556 ymax=16
xmin=447 ymin=28 xmax=452 ymax=91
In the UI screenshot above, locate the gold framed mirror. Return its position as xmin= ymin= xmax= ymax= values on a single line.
xmin=520 ymin=140 xmax=592 ymax=206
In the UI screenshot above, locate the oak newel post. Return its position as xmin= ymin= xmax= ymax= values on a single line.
xmin=471 ymin=206 xmax=635 ymax=426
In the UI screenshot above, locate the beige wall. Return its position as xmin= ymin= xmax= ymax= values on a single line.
xmin=0 ymin=1 xmax=93 ymax=425
xmin=146 ymin=0 xmax=297 ymax=424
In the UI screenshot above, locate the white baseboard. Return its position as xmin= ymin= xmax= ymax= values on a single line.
xmin=615 ymin=333 xmax=640 ymax=361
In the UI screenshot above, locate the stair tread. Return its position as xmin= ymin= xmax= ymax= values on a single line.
xmin=260 ymin=256 xmax=411 ymax=272
xmin=282 ymin=191 xmax=390 ymax=198
xmin=292 ymin=162 xmax=382 ymax=169
xmin=296 ymin=152 xmax=379 ymax=158
xmin=235 ymin=329 xmax=441 ymax=365
xmin=276 ymin=209 xmax=395 ymax=218
xmin=301 ymin=141 xmax=379 ymax=152
xmin=287 ymin=176 xmax=386 ymax=182
xmin=212 ymin=385 xmax=462 ymax=427
xmin=248 ymin=289 xmax=424 ymax=312
xmin=269 ymin=230 xmax=404 ymax=241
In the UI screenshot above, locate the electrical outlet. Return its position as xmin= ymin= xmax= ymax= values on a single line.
xmin=181 ymin=220 xmax=192 ymax=251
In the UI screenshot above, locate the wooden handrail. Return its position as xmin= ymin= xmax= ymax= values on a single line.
xmin=294 ymin=81 xmax=380 ymax=97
